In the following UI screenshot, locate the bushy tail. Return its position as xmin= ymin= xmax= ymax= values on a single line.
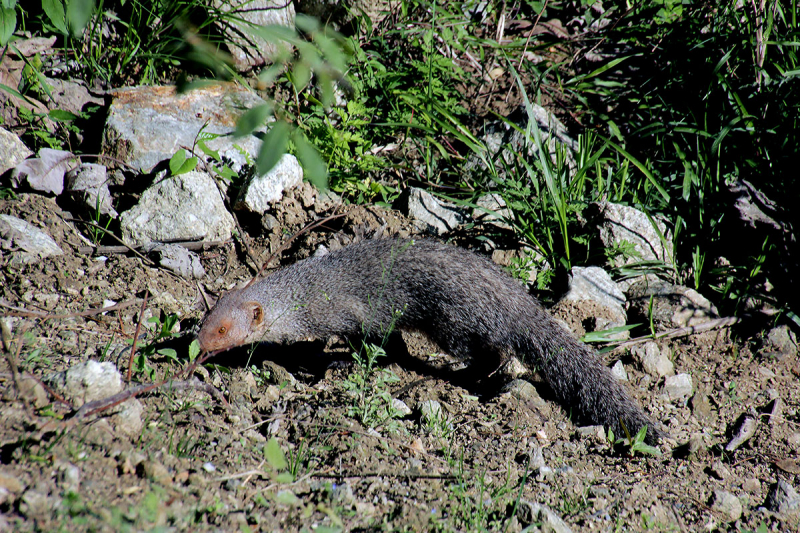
xmin=535 ymin=332 xmax=664 ymax=444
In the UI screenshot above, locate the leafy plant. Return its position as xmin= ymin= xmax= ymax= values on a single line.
xmin=607 ymin=424 xmax=662 ymax=457
xmin=558 ymin=0 xmax=799 ymax=314
xmin=128 ymin=311 xmax=182 ymax=380
xmin=264 ymin=436 xmax=294 ymax=483
xmin=341 ymin=343 xmax=404 ymax=431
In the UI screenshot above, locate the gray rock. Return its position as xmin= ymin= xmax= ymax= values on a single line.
xmin=213 ymin=0 xmax=296 ymax=70
xmin=473 ymin=193 xmax=513 ymax=230
xmin=765 ymin=479 xmax=800 ymax=516
xmin=113 ymin=395 xmax=144 ymax=437
xmin=788 ymin=432 xmax=800 ymax=451
xmin=398 ymin=187 xmax=468 ymax=235
xmin=709 ymin=460 xmax=731 ymax=480
xmin=119 ymin=170 xmax=235 ymax=247
xmin=591 ymin=202 xmax=673 ymax=290
xmin=18 ymin=375 xmax=49 ymax=408
xmin=142 ymin=459 xmax=172 ymax=485
xmin=11 ymin=148 xmax=78 ymax=195
xmin=391 ymin=398 xmax=412 ymax=417
xmin=710 ymin=490 xmax=742 ymax=521
xmin=610 ymin=360 xmax=628 ymax=381
xmin=725 ymin=415 xmax=758 ymax=452
xmin=742 ymin=478 xmax=761 ymax=493
xmin=528 ymin=446 xmax=545 ymax=470
xmin=690 ymin=391 xmax=715 ymax=421
xmin=59 ymin=462 xmax=81 ymax=493
xmin=466 ymin=104 xmax=578 ymax=179
xmin=502 ymin=379 xmax=549 ymax=410
xmin=730 ymin=180 xmax=787 ymax=232
xmin=631 ymin=341 xmax=675 ymax=378
xmin=234 ymin=154 xmax=303 ymax=214
xmin=45 ymin=78 xmax=104 ymax=121
xmin=419 ymin=400 xmax=444 ymax=425
xmin=536 ymin=465 xmax=555 ymax=481
xmin=575 ymin=425 xmax=605 ymax=441
xmin=0 ymin=214 xmax=64 ymax=264
xmin=0 ymin=472 xmax=23 ymax=496
xmin=151 ymin=243 xmax=206 ymax=279
xmin=663 ymin=373 xmax=693 ymax=401
xmin=101 ymin=84 xmax=269 ymax=174
xmin=66 ymin=163 xmax=118 ymax=217
xmin=0 ymin=127 xmax=33 ymax=174
xmin=516 ymin=500 xmax=573 ymax=532
xmin=761 ymin=325 xmax=798 ymax=360
xmin=561 ymin=266 xmax=627 ymax=338
xmin=20 ymin=489 xmax=56 ymax=521
xmin=59 ymin=360 xmax=123 ymax=406
xmin=330 ymin=480 xmax=355 ymax=505
xmin=627 ymin=280 xmax=719 ymax=329
xmin=562 ymin=266 xmax=625 ymax=307
xmin=45 ymin=359 xmax=144 ymax=443
xmin=687 ymin=433 xmax=708 ymax=460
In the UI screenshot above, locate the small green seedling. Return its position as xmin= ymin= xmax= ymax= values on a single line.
xmin=608 ymin=423 xmax=662 ymax=457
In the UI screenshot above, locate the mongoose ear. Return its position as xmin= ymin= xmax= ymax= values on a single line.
xmin=248 ymin=302 xmax=263 ymax=326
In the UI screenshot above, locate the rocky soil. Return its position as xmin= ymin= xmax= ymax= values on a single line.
xmin=1 ymin=182 xmax=799 ymax=532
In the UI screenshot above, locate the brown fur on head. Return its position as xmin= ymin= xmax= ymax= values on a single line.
xmin=197 ymin=295 xmax=264 ymax=353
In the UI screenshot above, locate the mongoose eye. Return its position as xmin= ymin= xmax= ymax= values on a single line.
xmin=218 ymin=326 xmax=227 ymax=335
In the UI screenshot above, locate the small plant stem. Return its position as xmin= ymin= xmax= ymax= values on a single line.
xmin=126 ymin=290 xmax=150 ymax=382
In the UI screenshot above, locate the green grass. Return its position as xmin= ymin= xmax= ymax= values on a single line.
xmin=6 ymin=0 xmax=796 ymax=324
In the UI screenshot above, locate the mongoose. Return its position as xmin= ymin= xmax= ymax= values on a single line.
xmin=198 ymin=238 xmax=663 ymax=442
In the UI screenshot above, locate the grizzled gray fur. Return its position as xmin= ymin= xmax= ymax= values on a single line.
xmin=198 ymin=238 xmax=663 ymax=443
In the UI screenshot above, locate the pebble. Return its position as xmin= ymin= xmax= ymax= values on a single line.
xmin=611 ymin=360 xmax=628 ymax=381
xmin=765 ymin=479 xmax=800 ymax=516
xmin=631 ymin=341 xmax=674 ymax=378
xmin=59 ymin=462 xmax=81 ymax=493
xmin=742 ymin=478 xmax=761 ymax=492
xmin=516 ymin=500 xmax=573 ymax=533
xmin=708 ymin=460 xmax=730 ymax=480
xmin=392 ymin=398 xmax=412 ymax=417
xmin=710 ymin=490 xmax=742 ymax=521
xmin=725 ymin=415 xmax=757 ymax=452
xmin=664 ymin=373 xmax=693 ymax=401
xmin=419 ymin=400 xmax=443 ymax=424
xmin=690 ymin=391 xmax=714 ymax=420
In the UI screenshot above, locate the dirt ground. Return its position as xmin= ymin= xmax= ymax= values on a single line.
xmin=1 ymin=189 xmax=799 ymax=532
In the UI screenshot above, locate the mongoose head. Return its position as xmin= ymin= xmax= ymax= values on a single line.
xmin=197 ymin=290 xmax=265 ymax=353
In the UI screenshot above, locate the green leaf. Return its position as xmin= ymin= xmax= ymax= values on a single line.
xmin=157 ymin=348 xmax=178 ymax=359
xmin=313 ymin=527 xmax=343 ymax=533
xmin=0 ymin=7 xmax=16 ymax=46
xmin=274 ymin=472 xmax=294 ymax=483
xmin=66 ymin=0 xmax=94 ymax=37
xmin=292 ymin=61 xmax=312 ymax=92
xmin=256 ymin=120 xmax=290 ymax=176
xmin=197 ymin=139 xmax=220 ymax=162
xmin=42 ymin=0 xmax=68 ymax=34
xmin=175 ymin=156 xmax=197 ymax=175
xmin=265 ymin=437 xmax=288 ymax=470
xmin=234 ymin=103 xmax=273 ymax=139
xmin=565 ymin=55 xmax=639 ymax=85
xmin=273 ymin=490 xmax=300 ymax=506
xmin=293 ymin=130 xmax=328 ymax=190
xmin=188 ymin=339 xmax=200 ymax=362
xmin=48 ymin=109 xmax=79 ymax=121
xmin=581 ymin=324 xmax=639 ymax=343
xmin=294 ymin=14 xmax=320 ymax=34
xmin=168 ymin=149 xmax=197 ymax=175
xmin=169 ymin=149 xmax=187 ymax=175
